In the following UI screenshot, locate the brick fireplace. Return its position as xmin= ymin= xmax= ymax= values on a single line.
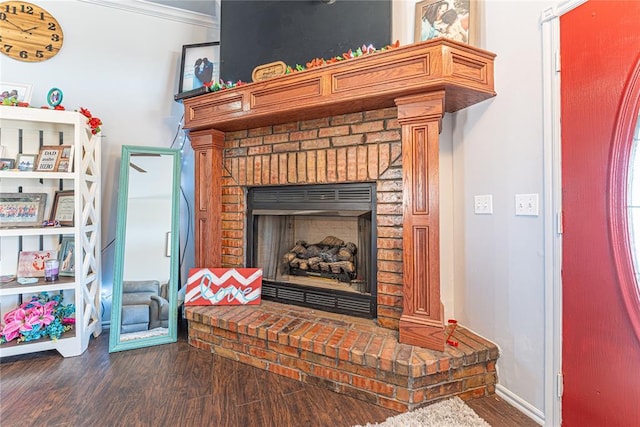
xmin=221 ymin=106 xmax=404 ymax=328
xmin=182 ymin=39 xmax=498 ymax=410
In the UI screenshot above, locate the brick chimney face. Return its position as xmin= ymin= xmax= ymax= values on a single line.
xmin=220 ymin=107 xmax=404 ymax=330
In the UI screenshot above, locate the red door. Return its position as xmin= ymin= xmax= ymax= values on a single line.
xmin=561 ymin=1 xmax=640 ymax=425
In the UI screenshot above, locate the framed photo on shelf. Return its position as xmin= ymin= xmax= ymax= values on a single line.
xmin=16 ymin=153 xmax=36 ymax=171
xmin=0 ymin=158 xmax=15 ymax=170
xmin=17 ymin=250 xmax=58 ymax=278
xmin=50 ymin=190 xmax=74 ymax=227
xmin=58 ymin=236 xmax=75 ymax=277
xmin=0 ymin=81 xmax=33 ymax=104
xmin=177 ymin=42 xmax=220 ymax=96
xmin=414 ymin=0 xmax=477 ymax=45
xmin=56 ymin=145 xmax=74 ymax=172
xmin=0 ymin=193 xmax=47 ymax=228
xmin=35 ymin=146 xmax=62 ymax=172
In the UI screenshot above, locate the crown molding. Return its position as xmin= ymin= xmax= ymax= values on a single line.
xmin=78 ymin=0 xmax=217 ymax=28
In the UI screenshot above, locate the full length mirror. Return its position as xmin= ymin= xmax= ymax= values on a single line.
xmin=109 ymin=145 xmax=181 ymax=352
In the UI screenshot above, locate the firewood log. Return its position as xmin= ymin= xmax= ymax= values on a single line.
xmin=328 ymin=260 xmax=355 ymax=274
xmin=307 ymin=257 xmax=323 ymax=269
xmin=291 ymin=244 xmax=307 ymax=255
xmin=283 ymin=252 xmax=296 ymax=263
xmin=319 ymin=235 xmax=344 ymax=247
xmin=290 ymin=257 xmax=304 ymax=267
xmin=337 ymin=248 xmax=354 ymax=261
xmin=320 ymin=247 xmax=339 ymax=263
xmin=305 ymin=245 xmax=322 ymax=258
xmin=345 ymin=242 xmax=357 ymax=253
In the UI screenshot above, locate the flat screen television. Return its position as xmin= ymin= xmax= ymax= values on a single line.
xmin=219 ymin=0 xmax=392 ymax=83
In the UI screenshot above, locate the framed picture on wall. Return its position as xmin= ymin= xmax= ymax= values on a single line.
xmin=175 ymin=42 xmax=220 ymax=100
xmin=414 ymin=0 xmax=477 ymax=45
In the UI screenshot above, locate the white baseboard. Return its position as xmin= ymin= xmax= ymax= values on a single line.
xmin=496 ymin=384 xmax=545 ymax=426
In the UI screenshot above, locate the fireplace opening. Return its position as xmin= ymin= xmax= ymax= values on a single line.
xmin=247 ymin=183 xmax=377 ymax=318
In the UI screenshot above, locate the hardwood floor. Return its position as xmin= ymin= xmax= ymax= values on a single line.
xmin=0 ymin=326 xmax=538 ymax=427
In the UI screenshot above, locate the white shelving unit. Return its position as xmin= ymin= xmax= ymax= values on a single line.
xmin=0 ymin=106 xmax=101 ymax=357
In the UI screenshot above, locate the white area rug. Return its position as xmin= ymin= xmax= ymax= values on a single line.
xmin=120 ymin=327 xmax=168 ymax=341
xmin=353 ymin=397 xmax=490 ymax=427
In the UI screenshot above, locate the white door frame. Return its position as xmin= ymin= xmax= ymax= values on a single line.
xmin=540 ymin=1 xmax=587 ymax=426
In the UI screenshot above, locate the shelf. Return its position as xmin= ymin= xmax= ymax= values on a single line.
xmin=0 ymin=276 xmax=77 ymax=296
xmin=0 ymin=106 xmax=102 ymax=358
xmin=0 ymin=106 xmax=84 ymax=125
xmin=0 ymin=170 xmax=75 ymax=180
xmin=0 ymin=328 xmax=76 ymax=358
xmin=0 ymin=226 xmax=76 ymax=237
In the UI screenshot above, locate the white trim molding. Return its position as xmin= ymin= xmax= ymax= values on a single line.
xmin=496 ymin=384 xmax=545 ymax=426
xmin=540 ymin=0 xmax=588 ymax=23
xmin=540 ymin=0 xmax=589 ymax=426
xmin=78 ymin=0 xmax=217 ymax=28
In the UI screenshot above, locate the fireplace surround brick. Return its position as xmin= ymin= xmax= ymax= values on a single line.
xmin=220 ymin=106 xmax=405 ymax=329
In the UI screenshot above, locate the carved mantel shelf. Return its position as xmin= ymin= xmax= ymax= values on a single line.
xmin=183 ymin=39 xmax=495 ymax=132
xmin=183 ymin=39 xmax=496 ymax=352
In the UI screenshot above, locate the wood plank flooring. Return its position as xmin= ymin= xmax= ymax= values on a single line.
xmin=0 ymin=326 xmax=538 ymax=427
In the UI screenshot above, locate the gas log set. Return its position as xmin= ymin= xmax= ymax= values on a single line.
xmin=282 ymin=236 xmax=357 ymax=283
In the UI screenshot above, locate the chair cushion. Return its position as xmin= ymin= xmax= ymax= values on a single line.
xmin=123 ymin=280 xmax=160 ymax=294
xmin=121 ymin=304 xmax=150 ymax=333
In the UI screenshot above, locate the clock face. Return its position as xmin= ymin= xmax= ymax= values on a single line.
xmin=0 ymin=1 xmax=63 ymax=62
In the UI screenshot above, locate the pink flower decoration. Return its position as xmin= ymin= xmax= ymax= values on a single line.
xmin=28 ymin=303 xmax=55 ymax=328
xmin=1 ymin=308 xmax=37 ymax=341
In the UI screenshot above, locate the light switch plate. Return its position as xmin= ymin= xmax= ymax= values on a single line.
xmin=474 ymin=195 xmax=493 ymax=214
xmin=515 ymin=194 xmax=539 ymax=216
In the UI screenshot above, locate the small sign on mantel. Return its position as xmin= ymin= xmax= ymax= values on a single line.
xmin=252 ymin=61 xmax=287 ymax=82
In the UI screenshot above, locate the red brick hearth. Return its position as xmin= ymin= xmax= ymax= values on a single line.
xmin=186 ymin=301 xmax=498 ymax=411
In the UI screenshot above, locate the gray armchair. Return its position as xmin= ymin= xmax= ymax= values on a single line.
xmin=121 ymin=280 xmax=170 ymax=333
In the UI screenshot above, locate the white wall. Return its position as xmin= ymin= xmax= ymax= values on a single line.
xmin=393 ymin=0 xmax=559 ymax=421
xmin=0 ymin=0 xmax=216 ymax=319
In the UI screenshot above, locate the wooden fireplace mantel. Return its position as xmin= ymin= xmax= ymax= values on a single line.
xmin=183 ymin=38 xmax=496 ymax=352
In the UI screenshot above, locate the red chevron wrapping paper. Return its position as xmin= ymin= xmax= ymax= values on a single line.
xmin=185 ymin=268 xmax=262 ymax=306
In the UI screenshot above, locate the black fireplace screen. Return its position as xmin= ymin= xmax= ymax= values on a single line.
xmin=247 ymin=183 xmax=377 ymax=318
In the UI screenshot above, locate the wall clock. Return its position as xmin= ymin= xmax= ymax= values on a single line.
xmin=0 ymin=1 xmax=64 ymax=62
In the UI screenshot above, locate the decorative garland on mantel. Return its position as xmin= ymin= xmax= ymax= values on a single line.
xmin=204 ymin=40 xmax=401 ymax=93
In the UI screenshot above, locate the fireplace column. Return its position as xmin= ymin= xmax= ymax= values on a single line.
xmin=396 ymin=91 xmax=445 ymax=352
xmin=190 ymin=129 xmax=225 ymax=267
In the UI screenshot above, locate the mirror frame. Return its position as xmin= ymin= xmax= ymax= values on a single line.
xmin=109 ymin=145 xmax=181 ymax=352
